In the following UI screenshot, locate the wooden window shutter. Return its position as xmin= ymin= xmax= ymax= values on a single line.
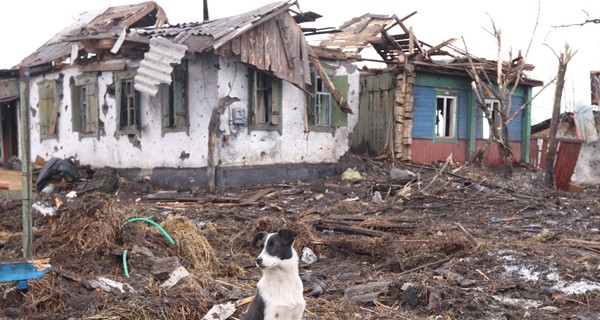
xmin=38 ymin=80 xmax=57 ymax=136
xmin=332 ymin=75 xmax=349 ymax=127
xmin=70 ymin=78 xmax=82 ymax=132
xmin=173 ymin=63 xmax=187 ymax=127
xmin=160 ymin=84 xmax=170 ymax=128
xmin=87 ymin=80 xmax=99 ymax=133
xmin=270 ymin=77 xmax=282 ymax=125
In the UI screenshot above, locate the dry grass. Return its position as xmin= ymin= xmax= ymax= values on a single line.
xmin=48 ymin=193 xmax=122 ymax=257
xmin=22 ymin=272 xmax=68 ymax=315
xmin=161 ymin=214 xmax=221 ymax=273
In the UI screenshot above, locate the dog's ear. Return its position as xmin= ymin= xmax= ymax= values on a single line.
xmin=278 ymin=229 xmax=297 ymax=246
xmin=252 ymin=231 xmax=268 ymax=248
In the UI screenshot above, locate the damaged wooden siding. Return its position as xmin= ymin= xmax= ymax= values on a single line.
xmin=352 ymin=71 xmax=395 ymax=156
xmin=394 ymin=64 xmax=415 ymax=161
xmin=215 ymin=12 xmax=310 ymax=88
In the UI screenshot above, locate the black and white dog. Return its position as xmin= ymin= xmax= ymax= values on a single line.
xmin=243 ymin=229 xmax=305 ymax=320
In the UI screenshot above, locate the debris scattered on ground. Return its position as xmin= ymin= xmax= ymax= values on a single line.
xmin=2 ymin=155 xmax=600 ymax=319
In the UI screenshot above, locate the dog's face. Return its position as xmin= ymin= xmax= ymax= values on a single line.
xmin=252 ymin=229 xmax=297 ymax=269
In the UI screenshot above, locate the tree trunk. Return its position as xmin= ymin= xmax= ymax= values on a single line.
xmin=546 ymin=48 xmax=572 ymax=188
xmin=500 ymin=121 xmax=512 ymax=176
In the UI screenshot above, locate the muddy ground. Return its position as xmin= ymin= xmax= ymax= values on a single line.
xmin=1 ymin=155 xmax=600 ymax=320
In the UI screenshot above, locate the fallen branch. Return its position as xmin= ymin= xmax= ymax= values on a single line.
xmin=396 ymin=257 xmax=451 ymax=276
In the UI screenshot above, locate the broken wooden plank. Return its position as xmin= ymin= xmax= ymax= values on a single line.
xmin=434 ymin=268 xmax=476 ymax=287
xmin=314 ymin=222 xmax=384 ymax=237
xmin=311 ymin=182 xmax=362 ymax=196
xmin=239 ymin=188 xmax=276 ymax=206
xmin=396 ymin=257 xmax=451 ymax=276
xmin=307 ymin=51 xmax=353 ymax=114
xmin=454 ymin=222 xmax=478 ymax=247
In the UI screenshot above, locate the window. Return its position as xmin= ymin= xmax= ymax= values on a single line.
xmin=482 ymin=99 xmax=501 ymax=139
xmin=37 ymin=79 xmax=59 ymax=139
xmin=161 ymin=61 xmax=188 ymax=134
xmin=248 ymin=69 xmax=282 ymax=132
xmin=114 ymin=70 xmax=140 ymax=135
xmin=435 ymin=93 xmax=457 ymax=138
xmin=307 ymin=72 xmax=332 ymax=127
xmin=306 ymin=67 xmax=349 ymax=131
xmin=70 ymin=73 xmax=99 ymax=137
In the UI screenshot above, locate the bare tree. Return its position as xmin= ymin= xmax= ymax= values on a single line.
xmin=546 ymin=44 xmax=577 ymax=188
xmin=553 ymin=10 xmax=599 ymax=28
xmin=463 ymin=5 xmax=556 ymax=175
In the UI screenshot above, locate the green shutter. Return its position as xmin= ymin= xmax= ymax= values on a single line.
xmin=161 ymin=84 xmax=170 ymax=128
xmin=38 ymin=80 xmax=56 ymax=136
xmin=332 ymin=75 xmax=349 ymax=127
xmin=70 ymin=79 xmax=81 ymax=132
xmin=87 ymin=81 xmax=98 ymax=134
xmin=173 ymin=63 xmax=187 ymax=127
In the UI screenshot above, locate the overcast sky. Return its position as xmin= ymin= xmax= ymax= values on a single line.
xmin=1 ymin=0 xmax=599 ymax=123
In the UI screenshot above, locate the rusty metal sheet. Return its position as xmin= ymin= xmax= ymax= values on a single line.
xmin=530 ymin=137 xmax=583 ymax=190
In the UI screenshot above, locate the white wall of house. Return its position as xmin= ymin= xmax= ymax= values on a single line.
xmin=215 ymin=57 xmax=359 ymax=167
xmin=27 ymin=53 xmax=359 ymax=169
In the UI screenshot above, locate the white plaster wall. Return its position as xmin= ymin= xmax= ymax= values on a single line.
xmin=215 ymin=57 xmax=359 ymax=167
xmin=29 ymin=55 xmax=220 ymax=169
xmin=27 ymin=53 xmax=358 ymax=169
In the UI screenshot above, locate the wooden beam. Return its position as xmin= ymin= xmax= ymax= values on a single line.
xmin=307 ymin=49 xmax=353 ymax=114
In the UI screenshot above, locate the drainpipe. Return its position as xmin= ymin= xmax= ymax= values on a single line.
xmin=19 ymin=66 xmax=32 ymax=259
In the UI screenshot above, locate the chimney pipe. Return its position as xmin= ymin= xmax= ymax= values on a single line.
xmin=203 ymin=0 xmax=209 ymax=21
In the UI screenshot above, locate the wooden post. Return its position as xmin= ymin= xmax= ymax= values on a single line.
xmin=207 ymin=96 xmax=239 ymax=193
xmin=19 ymin=66 xmax=32 ymax=259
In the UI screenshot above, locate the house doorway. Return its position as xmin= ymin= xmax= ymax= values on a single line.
xmin=1 ymin=99 xmax=19 ymax=166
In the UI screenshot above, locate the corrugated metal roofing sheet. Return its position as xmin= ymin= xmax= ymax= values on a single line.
xmin=134 ymin=37 xmax=187 ymax=96
xmin=136 ymin=0 xmax=297 ymax=51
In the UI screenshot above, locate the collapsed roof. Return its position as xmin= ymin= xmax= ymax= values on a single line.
xmin=315 ymin=12 xmax=543 ymax=87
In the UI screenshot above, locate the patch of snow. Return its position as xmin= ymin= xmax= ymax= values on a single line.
xmin=492 ymin=295 xmax=542 ymax=308
xmin=553 ymin=280 xmax=600 ymax=295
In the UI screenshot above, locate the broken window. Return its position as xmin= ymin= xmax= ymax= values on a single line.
xmin=307 ymin=71 xmax=332 ymax=127
xmin=70 ymin=73 xmax=99 ymax=137
xmin=482 ymin=99 xmax=501 ymax=140
xmin=435 ymin=92 xmax=457 ymax=138
xmin=306 ymin=67 xmax=349 ymax=132
xmin=37 ymin=79 xmax=59 ymax=139
xmin=114 ymin=70 xmax=141 ymax=135
xmin=161 ymin=60 xmax=188 ymax=134
xmin=249 ymin=69 xmax=282 ymax=132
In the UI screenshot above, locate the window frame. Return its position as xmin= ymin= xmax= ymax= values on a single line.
xmin=482 ymin=98 xmax=501 ymax=140
xmin=70 ymin=73 xmax=99 ymax=138
xmin=37 ymin=79 xmax=59 ymax=140
xmin=305 ymin=66 xmax=349 ymax=132
xmin=161 ymin=60 xmax=188 ymax=135
xmin=434 ymin=91 xmax=458 ymax=140
xmin=248 ymin=69 xmax=282 ymax=133
xmin=114 ymin=69 xmax=141 ymax=136
xmin=307 ymin=69 xmax=333 ymax=132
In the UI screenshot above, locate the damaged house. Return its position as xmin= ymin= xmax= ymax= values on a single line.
xmin=13 ymin=0 xmax=359 ymax=190
xmin=321 ymin=13 xmax=543 ymax=164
